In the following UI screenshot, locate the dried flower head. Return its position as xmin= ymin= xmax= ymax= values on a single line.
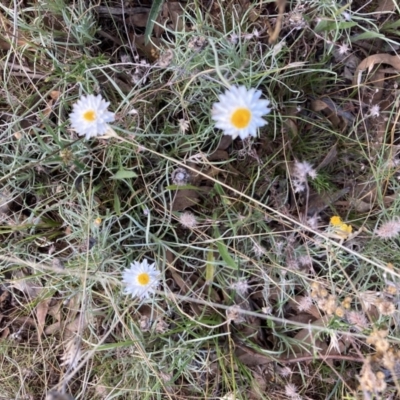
xmin=188 ymin=35 xmax=207 ymax=51
xmin=171 ymin=167 xmax=190 ymax=186
xmin=318 ymin=294 xmax=337 ymax=316
xmin=342 ymin=296 xmax=352 ymax=309
xmin=359 ymin=358 xmax=387 ymax=394
xmin=346 ymin=310 xmax=369 ymax=331
xmin=284 ymin=383 xmax=301 ymax=400
xmin=252 ymin=242 xmax=266 ymax=257
xmin=296 ymin=295 xmax=313 ymax=312
xmin=376 ymin=299 xmax=396 ymax=316
xmin=69 ymin=94 xmax=115 ymax=140
xmin=158 ymin=48 xmax=174 ymax=67
xmin=375 ymin=218 xmax=400 ymax=239
xmin=277 ymin=366 xmax=292 ymax=377
xmin=226 ymin=305 xmax=245 ymax=323
xmin=122 ymin=259 xmax=160 ymax=299
xmin=179 ymin=211 xmax=197 ymax=228
xmin=293 ymin=160 xmax=317 ymax=181
xmin=367 ymin=330 xmax=390 ymax=354
xmin=230 ymin=279 xmax=250 ymax=296
xmin=298 ymin=254 xmax=312 ymax=267
xmin=139 ymin=315 xmax=151 ymax=331
xmin=335 ymin=306 xmax=345 ymax=318
xmin=178 ymin=118 xmax=190 ymax=133
xmin=155 ymin=318 xmax=169 ymax=334
xmin=212 ymin=85 xmax=271 ymax=140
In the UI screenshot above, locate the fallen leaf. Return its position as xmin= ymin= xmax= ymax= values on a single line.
xmin=36 ymin=297 xmax=51 ymax=338
xmin=375 ymin=0 xmax=396 ymax=18
xmin=208 ymin=149 xmax=229 ymax=161
xmin=171 ymin=188 xmax=200 ymax=211
xmin=353 ymin=53 xmax=400 ymax=86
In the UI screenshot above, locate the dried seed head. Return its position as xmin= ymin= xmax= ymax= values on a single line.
xmin=346 ymin=311 xmax=369 ymax=331
xmin=296 ymin=295 xmax=313 ymax=312
xmin=367 ymin=330 xmax=390 ymax=353
xmin=230 ymin=279 xmax=250 ymax=296
xmin=155 ymin=318 xmax=169 ymax=334
xmin=179 ymin=212 xmax=197 ymax=229
xmin=335 ymin=306 xmax=345 ymax=318
xmin=178 ymin=119 xmax=190 ymax=133
xmin=158 ymin=49 xmax=174 ymax=68
xmin=187 ymin=36 xmax=207 ymax=51
xmin=284 ymin=383 xmax=301 ymax=400
xmin=171 ymin=167 xmax=190 ymax=186
xmin=376 ymin=299 xmax=396 ymax=316
xmin=252 ymin=242 xmax=266 ymax=257
xmin=375 ymin=218 xmax=400 ymax=239
xmin=359 ymin=358 xmax=387 ymax=393
xmin=226 ymin=305 xmax=245 ymax=323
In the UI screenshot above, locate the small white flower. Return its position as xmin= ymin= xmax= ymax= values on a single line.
xmin=370 ymin=104 xmax=380 ymax=117
xmin=69 ymin=94 xmax=115 ymax=140
xmin=212 ymin=85 xmax=271 ymax=140
xmin=122 ymin=259 xmax=160 ymax=299
xmin=337 ymin=43 xmax=350 ymax=55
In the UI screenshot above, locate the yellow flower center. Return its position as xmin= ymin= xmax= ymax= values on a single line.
xmin=83 ymin=109 xmax=97 ymax=122
xmin=231 ymin=108 xmax=251 ymax=129
xmin=137 ymin=272 xmax=150 ymax=286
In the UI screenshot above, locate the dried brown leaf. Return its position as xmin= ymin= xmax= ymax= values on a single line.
xmin=171 ymin=189 xmax=200 ymax=211
xmin=375 ymin=0 xmax=396 ymax=18
xmin=217 ymin=135 xmax=233 ymax=150
xmin=292 ymin=316 xmax=330 ymax=356
xmin=235 ymin=343 xmax=274 ymax=366
xmin=36 ymin=297 xmax=51 ymax=338
xmin=353 ymin=54 xmax=400 ymax=86
xmin=208 ymin=149 xmax=229 ymax=161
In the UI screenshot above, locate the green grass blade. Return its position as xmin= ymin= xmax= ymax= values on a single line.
xmin=144 ymin=0 xmax=164 ymax=45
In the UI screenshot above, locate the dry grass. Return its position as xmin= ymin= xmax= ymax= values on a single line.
xmin=1 ymin=0 xmax=400 ymax=399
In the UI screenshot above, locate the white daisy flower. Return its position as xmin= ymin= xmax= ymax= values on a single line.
xmin=69 ymin=94 xmax=115 ymax=140
xmin=212 ymin=86 xmax=271 ymax=140
xmin=122 ymin=259 xmax=160 ymax=299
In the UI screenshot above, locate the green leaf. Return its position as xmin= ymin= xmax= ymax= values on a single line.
xmin=205 ymin=246 xmax=215 ymax=283
xmin=114 ymin=192 xmax=121 ymax=216
xmin=350 ymin=31 xmax=386 ymax=42
xmin=216 ymin=241 xmax=237 ymax=269
xmin=144 ymin=0 xmax=164 ymax=45
xmin=214 ymin=226 xmax=237 ymax=270
xmin=111 ymin=169 xmax=138 ymax=180
xmin=382 ymin=19 xmax=400 ymax=30
xmin=314 ymin=20 xmax=356 ymax=33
